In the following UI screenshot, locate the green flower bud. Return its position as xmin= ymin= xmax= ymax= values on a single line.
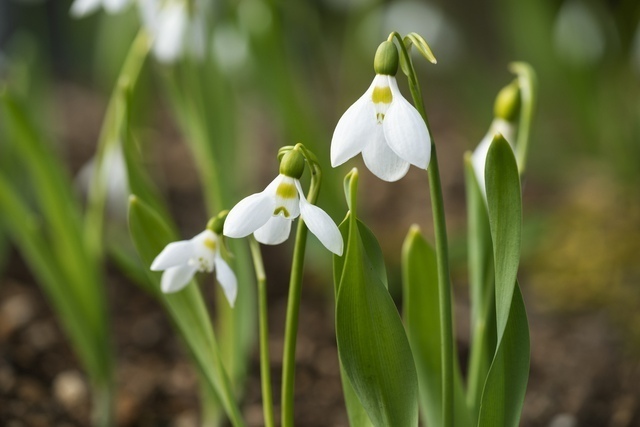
xmin=374 ymin=41 xmax=399 ymax=76
xmin=279 ymin=149 xmax=306 ymax=179
xmin=494 ymin=80 xmax=521 ymax=122
xmin=207 ymin=210 xmax=229 ymax=235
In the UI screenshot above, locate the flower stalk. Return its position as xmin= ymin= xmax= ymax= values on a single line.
xmin=248 ymin=236 xmax=275 ymax=427
xmin=389 ymin=31 xmax=454 ymax=427
xmin=280 ymin=146 xmax=322 ymax=427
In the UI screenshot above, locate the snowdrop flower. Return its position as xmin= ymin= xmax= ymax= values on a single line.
xmin=151 ymin=214 xmax=237 ymax=306
xmin=70 ymin=0 xmax=131 ymax=18
xmin=76 ymin=143 xmax=129 ymax=219
xmin=224 ymin=149 xmax=343 ymax=255
xmin=331 ymin=41 xmax=431 ymax=182
xmin=471 ymin=81 xmax=520 ymax=195
xmin=139 ymin=0 xmax=207 ymax=63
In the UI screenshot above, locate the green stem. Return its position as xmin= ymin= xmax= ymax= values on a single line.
xmin=84 ymin=29 xmax=150 ymax=258
xmin=391 ymin=32 xmax=454 ymax=427
xmin=281 ymin=156 xmax=322 ymax=427
xmin=91 ymin=381 xmax=115 ymax=427
xmin=249 ymin=237 xmax=275 ymax=427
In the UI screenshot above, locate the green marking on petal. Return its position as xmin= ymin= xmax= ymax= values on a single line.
xmin=276 ymin=182 xmax=298 ymax=199
xmin=274 ymin=207 xmax=290 ymax=217
xmin=204 ymin=238 xmax=217 ymax=251
xmin=372 ymin=86 xmax=393 ymax=104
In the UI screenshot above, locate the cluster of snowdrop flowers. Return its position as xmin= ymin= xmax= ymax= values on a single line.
xmin=151 ymin=211 xmax=238 ymax=306
xmin=70 ymin=0 xmax=205 ymax=64
xmin=331 ymin=40 xmax=431 ymax=182
xmin=470 ymin=80 xmax=521 ymax=195
xmin=224 ymin=148 xmax=343 ymax=256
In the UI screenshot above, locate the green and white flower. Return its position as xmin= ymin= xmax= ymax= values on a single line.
xmin=224 ymin=174 xmax=343 ymax=255
xmin=151 ymin=228 xmax=237 ymax=306
xmin=331 ymin=41 xmax=431 ymax=182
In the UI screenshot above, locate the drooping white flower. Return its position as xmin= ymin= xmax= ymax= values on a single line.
xmin=150 ymin=229 xmax=237 ymax=306
xmin=331 ymin=42 xmax=431 ymax=182
xmin=224 ymin=175 xmax=343 ymax=256
xmin=76 ymin=143 xmax=129 ymax=219
xmin=138 ymin=0 xmax=207 ymax=63
xmin=70 ymin=0 xmax=131 ymax=18
xmin=471 ymin=118 xmax=517 ymax=196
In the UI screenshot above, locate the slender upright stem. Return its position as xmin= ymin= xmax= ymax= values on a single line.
xmin=391 ymin=32 xmax=454 ymax=427
xmin=249 ymin=237 xmax=275 ymax=427
xmin=281 ymin=154 xmax=321 ymax=427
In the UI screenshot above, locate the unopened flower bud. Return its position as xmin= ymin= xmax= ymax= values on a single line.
xmin=373 ymin=41 xmax=399 ymax=76
xmin=279 ymin=149 xmax=305 ymax=179
xmin=494 ymin=81 xmax=521 ymax=122
xmin=208 ymin=210 xmax=229 ymax=235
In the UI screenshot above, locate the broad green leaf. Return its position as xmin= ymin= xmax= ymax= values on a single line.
xmin=485 ymin=136 xmax=521 ymax=342
xmin=128 ymin=195 xmax=245 ymax=427
xmin=463 ymin=154 xmax=496 ymax=423
xmin=333 ymin=214 xmax=375 ymax=427
xmin=401 ymin=227 xmax=472 ymax=427
xmin=335 ymin=170 xmax=418 ymax=427
xmin=477 ymin=283 xmax=530 ymax=427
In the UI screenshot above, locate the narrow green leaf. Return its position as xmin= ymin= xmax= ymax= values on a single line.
xmin=405 ymin=32 xmax=438 ymax=64
xmin=0 ymin=175 xmax=108 ymax=382
xmin=335 ymin=170 xmax=418 ymax=427
xmin=128 ymin=195 xmax=245 ymax=427
xmin=401 ymin=226 xmax=472 ymax=427
xmin=508 ymin=62 xmax=537 ymax=173
xmin=463 ymin=153 xmax=496 ymax=423
xmin=477 ymin=283 xmax=530 ymax=427
xmin=485 ymin=136 xmax=521 ymax=342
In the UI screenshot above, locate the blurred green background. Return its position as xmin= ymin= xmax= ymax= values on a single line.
xmin=1 ymin=0 xmax=639 ymax=425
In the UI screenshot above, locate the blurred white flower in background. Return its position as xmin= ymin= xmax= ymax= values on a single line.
xmin=138 ymin=0 xmax=207 ymax=63
xmin=212 ymin=23 xmax=250 ymax=74
xmin=553 ymin=0 xmax=605 ymax=67
xmin=359 ymin=1 xmax=463 ymax=68
xmin=76 ymin=143 xmax=129 ymax=219
xmin=70 ymin=0 xmax=131 ymax=18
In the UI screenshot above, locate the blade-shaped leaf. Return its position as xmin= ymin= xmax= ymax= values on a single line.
xmin=402 ymin=226 xmax=472 ymax=427
xmin=128 ymin=195 xmax=245 ymax=427
xmin=477 ymin=283 xmax=530 ymax=427
xmin=485 ymin=135 xmax=521 ymax=342
xmin=463 ymin=154 xmax=497 ymax=423
xmin=508 ymin=62 xmax=537 ymax=173
xmin=335 ymin=170 xmax=418 ymax=427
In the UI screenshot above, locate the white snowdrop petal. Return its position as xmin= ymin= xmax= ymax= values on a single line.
xmin=161 ymin=264 xmax=198 ymax=293
xmin=214 ymin=255 xmax=238 ymax=307
xmin=362 ymin=126 xmax=411 ymax=182
xmin=224 ymin=192 xmax=275 ymax=238
xmin=273 ymin=176 xmax=300 ymax=219
xmin=299 ymin=198 xmax=343 ymax=255
xmin=471 ymin=132 xmax=492 ymax=196
xmin=471 ymin=118 xmax=517 ymax=196
xmin=70 ymin=0 xmax=102 ymax=17
xmin=383 ymin=80 xmax=431 ymax=169
xmin=104 ymin=0 xmax=130 ymax=13
xmin=330 ymin=82 xmax=377 ymax=167
xmin=153 ymin=3 xmax=188 ymax=63
xmin=151 ymin=240 xmax=194 ymax=271
xmin=254 ymin=216 xmax=292 ymax=245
